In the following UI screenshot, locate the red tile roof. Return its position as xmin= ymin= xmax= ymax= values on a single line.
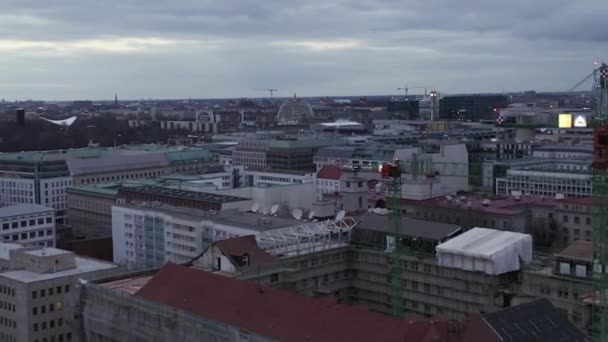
xmin=136 ymin=263 xmax=499 ymax=342
xmin=215 ymin=235 xmax=275 ymax=267
xmin=559 ymin=196 xmax=593 ymax=206
xmin=317 ymin=165 xmax=343 ymax=180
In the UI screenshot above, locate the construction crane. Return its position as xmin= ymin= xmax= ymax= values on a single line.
xmin=256 ymin=88 xmax=279 ymax=99
xmin=593 ymin=62 xmax=608 ymax=341
xmin=397 ymin=84 xmax=427 ymax=96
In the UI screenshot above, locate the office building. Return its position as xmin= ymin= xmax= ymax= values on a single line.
xmin=0 ymin=146 xmax=214 ymax=223
xmin=439 ymin=94 xmax=509 ymax=121
xmin=242 ymin=168 xmax=314 ymax=187
xmin=0 ymin=243 xmax=117 ymax=342
xmin=0 ymin=205 xmax=55 ymax=247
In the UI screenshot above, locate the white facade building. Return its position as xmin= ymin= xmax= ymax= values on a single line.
xmin=0 ymin=205 xmax=55 ymax=247
xmin=242 ymin=168 xmax=314 ymax=187
xmin=112 ymin=204 xmax=305 ymax=270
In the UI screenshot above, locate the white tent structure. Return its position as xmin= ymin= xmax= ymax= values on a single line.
xmin=435 ymin=227 xmax=532 ymax=275
xmin=40 ymin=116 xmax=77 ymax=127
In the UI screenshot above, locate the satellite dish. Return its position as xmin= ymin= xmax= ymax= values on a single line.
xmin=270 ymin=204 xmax=279 ymax=215
xmin=308 ymin=211 xmax=315 ymax=220
xmin=292 ymin=209 xmax=303 ymax=220
xmin=335 ymin=210 xmax=346 ymax=221
xmin=251 ymin=203 xmax=259 ymax=213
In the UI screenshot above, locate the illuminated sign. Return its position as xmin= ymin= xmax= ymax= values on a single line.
xmin=558 ymin=113 xmax=572 ymax=128
xmin=574 ymin=115 xmax=587 ymax=128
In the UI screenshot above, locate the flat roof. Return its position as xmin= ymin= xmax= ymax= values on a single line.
xmin=0 ymin=256 xmax=117 ymax=283
xmin=555 ymin=241 xmax=592 ymax=262
xmin=23 ymin=247 xmax=70 ymax=257
xmin=244 ymin=167 xmax=313 ymax=176
xmin=121 ymin=185 xmax=250 ymax=204
xmin=0 ymin=204 xmax=54 ymax=219
xmin=355 ymin=213 xmax=462 ymax=241
xmin=212 ymin=211 xmax=303 ymax=232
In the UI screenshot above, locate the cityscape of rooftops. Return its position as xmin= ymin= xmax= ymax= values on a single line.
xmin=0 ymin=1 xmax=607 ymax=341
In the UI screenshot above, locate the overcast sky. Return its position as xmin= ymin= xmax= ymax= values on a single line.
xmin=0 ymin=0 xmax=607 ymax=101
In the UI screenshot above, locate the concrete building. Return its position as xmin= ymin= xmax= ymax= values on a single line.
xmin=555 ymin=197 xmax=593 ymax=246
xmin=495 ymin=158 xmax=592 ymax=197
xmin=533 ymin=145 xmax=593 ymax=159
xmin=439 ymin=94 xmax=509 ymax=121
xmin=0 ymin=146 xmax=214 ymax=223
xmin=0 ymin=243 xmax=117 ymax=342
xmin=233 ymin=135 xmax=344 ymax=171
xmin=0 ymin=205 xmax=55 ymax=247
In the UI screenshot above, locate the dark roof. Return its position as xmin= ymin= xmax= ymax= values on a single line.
xmin=555 ymin=241 xmax=593 ymax=262
xmin=316 ymin=165 xmax=343 ymax=180
xmin=483 ymin=299 xmax=589 ymax=342
xmin=215 ymin=235 xmax=275 ymax=267
xmin=136 ymin=263 xmax=504 ymax=342
xmin=355 ymin=213 xmax=462 ymax=242
xmin=119 ymin=185 xmax=249 ymax=204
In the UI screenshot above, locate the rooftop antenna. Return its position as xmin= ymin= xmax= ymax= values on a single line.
xmin=251 ymin=203 xmax=259 ymax=213
xmin=270 ymin=204 xmax=279 ymax=215
xmin=292 ymin=208 xmax=303 ymax=220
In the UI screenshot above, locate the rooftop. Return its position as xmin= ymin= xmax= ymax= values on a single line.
xmin=23 ymin=247 xmax=70 ymax=257
xmin=120 ymin=185 xmax=250 ymax=204
xmin=400 ymin=194 xmax=559 ymax=216
xmin=214 ymin=235 xmax=275 ymax=267
xmin=555 ymin=241 xmax=592 ymax=262
xmin=355 ymin=213 xmax=462 ymax=241
xmin=133 ymin=263 xmax=443 ymax=342
xmin=212 ymin=211 xmax=303 ymax=232
xmin=316 ymin=165 xmax=343 ymax=180
xmin=0 ymin=255 xmax=116 ymax=283
xmin=244 ymin=167 xmax=313 ymax=176
xmin=0 ymin=204 xmax=54 ymax=219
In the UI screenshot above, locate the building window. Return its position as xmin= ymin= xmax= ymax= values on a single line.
xmin=586 ymin=217 xmax=592 ymax=226
xmin=41 ymin=289 xmax=45 ymax=297
xmin=270 ymin=273 xmax=279 ymax=283
xmin=563 ymin=215 xmax=569 ymax=223
xmin=32 ymin=290 xmax=37 ymax=299
xmin=33 ymin=307 xmax=37 ymax=315
xmin=574 ymin=216 xmax=580 ymax=224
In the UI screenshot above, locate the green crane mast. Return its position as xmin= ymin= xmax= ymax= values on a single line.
xmin=593 ymin=63 xmax=608 ymax=341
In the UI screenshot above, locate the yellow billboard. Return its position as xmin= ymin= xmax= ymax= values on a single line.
xmin=558 ymin=113 xmax=572 ymax=128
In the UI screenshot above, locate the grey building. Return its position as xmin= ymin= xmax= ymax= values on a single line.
xmin=0 ymin=243 xmax=117 ymax=342
xmin=0 ymin=204 xmax=55 ymax=248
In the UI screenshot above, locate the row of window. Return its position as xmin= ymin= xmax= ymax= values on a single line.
xmin=1 ymin=217 xmax=53 ymax=230
xmin=0 ymin=301 xmax=15 ymax=312
xmin=33 ymin=318 xmax=63 ymax=331
xmin=80 ymin=171 xmax=163 ymax=184
xmin=0 ymin=316 xmax=16 ymax=328
xmin=562 ymin=215 xmax=592 ymax=225
xmin=33 ymin=302 xmax=62 ymax=316
xmin=1 ymin=229 xmax=53 ymax=242
xmin=0 ymin=285 xmax=14 ymax=297
xmin=33 ymin=331 xmax=71 ymax=342
xmin=31 ymin=285 xmax=70 ymax=300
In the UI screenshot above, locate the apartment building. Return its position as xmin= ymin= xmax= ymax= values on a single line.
xmin=0 ymin=205 xmax=55 ymax=247
xmin=0 ymin=243 xmax=117 ymax=342
xmin=555 ymin=197 xmax=593 ymax=246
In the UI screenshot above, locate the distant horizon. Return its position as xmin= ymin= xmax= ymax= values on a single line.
xmin=1 ymin=89 xmax=595 ymax=104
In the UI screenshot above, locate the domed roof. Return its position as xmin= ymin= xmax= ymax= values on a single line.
xmin=277 ymin=94 xmax=313 ymax=124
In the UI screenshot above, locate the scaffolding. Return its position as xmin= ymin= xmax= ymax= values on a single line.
xmin=256 ymin=217 xmax=358 ymax=257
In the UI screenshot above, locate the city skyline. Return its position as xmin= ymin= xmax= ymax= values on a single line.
xmin=0 ymin=1 xmax=607 ymax=100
